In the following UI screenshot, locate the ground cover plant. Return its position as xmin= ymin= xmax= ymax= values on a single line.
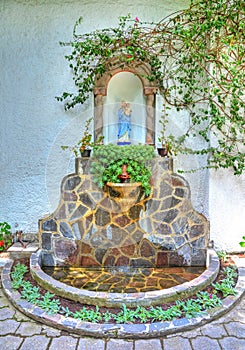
xmin=11 ymin=257 xmax=238 ymax=324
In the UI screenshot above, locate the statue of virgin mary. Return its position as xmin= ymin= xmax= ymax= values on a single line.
xmin=117 ymin=101 xmax=131 ymax=145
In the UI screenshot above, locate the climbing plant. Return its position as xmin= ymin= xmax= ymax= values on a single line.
xmin=57 ymin=0 xmax=245 ymax=174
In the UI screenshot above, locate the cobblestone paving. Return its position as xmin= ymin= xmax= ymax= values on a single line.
xmin=0 ymin=274 xmax=244 ymax=350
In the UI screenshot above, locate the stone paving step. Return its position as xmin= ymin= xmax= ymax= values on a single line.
xmin=0 ymin=242 xmax=39 ymax=267
xmin=7 ymin=242 xmax=39 ymax=259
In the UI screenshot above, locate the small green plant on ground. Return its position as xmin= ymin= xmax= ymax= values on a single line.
xmin=0 ymin=221 xmax=12 ymax=251
xmin=38 ymin=292 xmax=61 ymax=315
xmin=10 ymin=263 xmax=238 ymax=323
xmin=73 ymin=305 xmax=102 ymax=323
xmin=134 ymin=306 xmax=152 ymax=323
xmin=11 ymin=263 xmax=27 ymax=289
xmin=113 ymin=303 xmax=137 ymax=323
xmin=195 ymin=291 xmax=222 ymax=310
xmin=60 ymin=306 xmax=73 ymax=318
xmin=149 ymin=305 xmax=182 ymax=322
xmin=216 ymin=250 xmax=229 ymax=263
xmin=176 ymin=299 xmax=203 ymax=319
xmin=212 ymin=265 xmax=237 ymax=297
xmin=239 ymin=236 xmax=245 ymax=248
xmin=102 ymin=310 xmax=114 ymax=322
xmin=21 ymin=282 xmax=41 ymax=304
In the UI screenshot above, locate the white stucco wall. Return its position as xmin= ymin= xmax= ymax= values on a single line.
xmin=209 ymin=170 xmax=245 ymax=252
xmin=1 ymin=0 xmax=244 ymax=252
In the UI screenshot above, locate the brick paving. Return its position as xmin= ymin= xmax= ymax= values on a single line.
xmin=0 ymin=257 xmax=244 ymax=349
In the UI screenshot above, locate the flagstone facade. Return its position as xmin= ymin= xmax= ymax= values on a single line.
xmin=39 ymin=158 xmax=209 ymax=267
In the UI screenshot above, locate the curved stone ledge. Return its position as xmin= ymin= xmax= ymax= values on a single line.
xmin=1 ymin=254 xmax=244 ymax=339
xmin=30 ymin=249 xmax=219 ymax=308
xmin=1 ymin=255 xmax=244 ymax=338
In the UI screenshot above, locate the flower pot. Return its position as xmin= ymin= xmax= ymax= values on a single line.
xmin=118 ymin=164 xmax=130 ymax=183
xmin=106 ymin=182 xmax=142 ymax=212
xmin=80 ymin=149 xmax=91 ymax=157
xmin=119 ymin=177 xmax=130 ymax=183
xmin=157 ymin=147 xmax=168 ymax=157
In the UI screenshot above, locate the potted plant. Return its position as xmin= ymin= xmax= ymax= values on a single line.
xmin=157 ymin=137 xmax=173 ymax=157
xmin=157 ymin=105 xmax=179 ymax=157
xmin=91 ymin=144 xmax=155 ymax=196
xmin=157 ymin=106 xmax=171 ymax=157
xmin=61 ymin=117 xmax=104 ymax=157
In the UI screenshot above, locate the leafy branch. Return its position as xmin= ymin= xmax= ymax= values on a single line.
xmin=57 ymin=0 xmax=245 ymax=174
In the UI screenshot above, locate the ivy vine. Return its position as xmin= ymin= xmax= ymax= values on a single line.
xmin=57 ymin=0 xmax=245 ymax=174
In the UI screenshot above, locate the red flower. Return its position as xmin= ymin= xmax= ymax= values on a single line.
xmin=135 ymin=16 xmax=139 ymax=22
xmin=0 ymin=240 xmax=4 ymax=247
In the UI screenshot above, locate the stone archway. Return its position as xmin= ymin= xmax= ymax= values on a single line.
xmin=94 ymin=60 xmax=158 ymax=144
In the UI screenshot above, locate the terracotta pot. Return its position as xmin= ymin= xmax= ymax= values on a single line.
xmin=119 ymin=177 xmax=130 ymax=183
xmin=157 ymin=147 xmax=168 ymax=157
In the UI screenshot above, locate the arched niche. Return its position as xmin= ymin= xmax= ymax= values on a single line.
xmin=103 ymin=72 xmax=146 ymax=144
xmin=94 ymin=61 xmax=158 ymax=145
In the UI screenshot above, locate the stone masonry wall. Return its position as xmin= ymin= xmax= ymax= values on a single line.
xmin=39 ymin=158 xmax=209 ymax=267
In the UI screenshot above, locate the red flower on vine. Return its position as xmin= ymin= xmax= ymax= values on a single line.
xmin=0 ymin=240 xmax=4 ymax=247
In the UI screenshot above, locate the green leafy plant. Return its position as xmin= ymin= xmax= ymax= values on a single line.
xmin=60 ymin=306 xmax=73 ymax=318
xmin=10 ymin=263 xmax=237 ymax=324
xmin=113 ymin=303 xmax=136 ymax=324
xmin=212 ymin=265 xmax=237 ymax=297
xmin=73 ymin=307 xmax=91 ymax=321
xmin=61 ymin=117 xmax=104 ymax=157
xmin=21 ymin=283 xmax=41 ymax=304
xmin=216 ymin=250 xmax=229 ymax=263
xmin=134 ymin=306 xmax=151 ymax=323
xmin=150 ymin=304 xmax=182 ymax=322
xmin=195 ymin=291 xmax=222 ymax=309
xmin=91 ymin=144 xmax=155 ymax=196
xmin=239 ymin=236 xmax=245 ymax=248
xmin=11 ymin=263 xmax=27 ymax=289
xmin=176 ymin=299 xmax=203 ymax=319
xmin=102 ymin=310 xmax=114 ymax=323
xmin=11 ymin=262 xmax=28 ymax=277
xmin=157 ymin=105 xmax=178 ymax=157
xmin=212 ymin=280 xmax=237 ymax=298
xmin=73 ymin=305 xmax=102 ymax=323
xmin=57 ymin=1 xmax=245 ymax=174
xmin=37 ymin=292 xmax=61 ymax=315
xmin=0 ymin=221 xmax=12 ymax=251
xmin=223 ymin=265 xmax=238 ymax=280
xmin=86 ymin=305 xmax=102 ymax=323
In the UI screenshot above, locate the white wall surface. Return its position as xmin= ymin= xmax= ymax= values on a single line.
xmin=1 ymin=0 xmax=244 ymax=252
xmin=209 ymin=170 xmax=245 ymax=252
